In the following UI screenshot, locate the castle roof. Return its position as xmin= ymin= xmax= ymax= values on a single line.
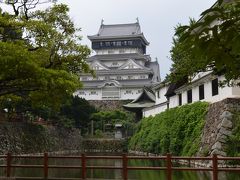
xmin=123 ymin=87 xmax=156 ymax=110
xmin=88 ymin=22 xmax=149 ymax=45
xmin=87 ymin=53 xmax=151 ymax=62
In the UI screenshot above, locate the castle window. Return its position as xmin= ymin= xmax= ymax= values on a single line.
xmin=119 ymin=49 xmax=125 ymax=54
xmin=90 ymin=91 xmax=97 ymax=95
xmin=212 ymin=78 xmax=219 ymax=96
xmin=110 ymin=76 xmax=116 ymax=80
xmin=128 ymin=64 xmax=134 ymax=69
xmin=82 ymin=77 xmax=88 ymax=81
xmin=128 ymin=41 xmax=133 ymax=45
xmin=105 ymin=42 xmax=110 ymax=46
xmin=112 ymin=62 xmax=119 ymax=66
xmin=127 ymin=76 xmax=133 ymax=79
xmin=78 ymin=91 xmax=85 ymax=95
xmin=187 ymin=89 xmax=192 ymax=103
xmin=117 ymin=76 xmax=122 ymax=80
xmin=108 ymin=50 xmax=114 ymax=54
xmin=126 ymin=90 xmax=132 ymax=94
xmin=178 ymin=94 xmax=182 ymax=106
xmin=199 ymin=84 xmax=205 ymax=100
xmin=157 ymin=90 xmax=160 ymax=98
xmin=93 ymin=65 xmax=99 ymax=70
xmin=116 ymin=41 xmax=121 ymax=46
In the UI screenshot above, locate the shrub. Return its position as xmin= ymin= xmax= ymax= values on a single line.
xmin=129 ymin=101 xmax=209 ymax=156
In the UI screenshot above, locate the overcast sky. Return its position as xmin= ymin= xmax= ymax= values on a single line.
xmin=2 ymin=0 xmax=216 ymax=79
xmin=58 ymin=0 xmax=216 ymax=79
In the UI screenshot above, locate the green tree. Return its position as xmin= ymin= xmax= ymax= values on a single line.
xmin=91 ymin=110 xmax=135 ymax=136
xmin=169 ymin=0 xmax=240 ymax=85
xmin=60 ymin=96 xmax=97 ymax=133
xmin=0 ymin=2 xmax=92 ymax=110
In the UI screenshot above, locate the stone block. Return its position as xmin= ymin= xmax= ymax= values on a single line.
xmin=217 ymin=123 xmax=222 ymax=130
xmin=220 ymin=111 xmax=233 ymax=120
xmin=219 ymin=127 xmax=232 ymax=136
xmin=211 ymin=141 xmax=222 ymax=150
xmin=216 ymin=134 xmax=227 ymax=143
xmin=221 ymin=118 xmax=233 ymax=129
xmin=210 ymin=149 xmax=226 ymax=156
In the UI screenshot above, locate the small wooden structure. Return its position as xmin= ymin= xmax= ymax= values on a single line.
xmin=114 ymin=123 xmax=123 ymax=139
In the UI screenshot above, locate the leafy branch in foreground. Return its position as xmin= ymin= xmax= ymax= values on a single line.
xmin=168 ymin=1 xmax=240 ymax=85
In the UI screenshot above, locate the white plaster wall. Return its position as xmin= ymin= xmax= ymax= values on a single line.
xmin=120 ymin=75 xmax=145 ymax=80
xmin=103 ymin=60 xmax=126 ymax=67
xmin=75 ymin=89 xmax=102 ymax=100
xmin=192 ymin=86 xmax=199 ymax=102
xmin=181 ymin=91 xmax=188 ymax=105
xmin=95 ymin=48 xmax=141 ymax=55
xmin=232 ymin=86 xmax=240 ymax=96
xmin=169 ymin=95 xmax=178 ymax=108
xmin=155 ymin=86 xmax=168 ymax=105
xmin=202 ymin=76 xmax=232 ymax=103
xmin=177 ymin=76 xmax=239 ymax=106
xmin=143 ymin=103 xmax=168 ymax=117
xmin=142 ymin=75 xmax=240 ymax=118
xmin=120 ymin=88 xmax=141 ymax=100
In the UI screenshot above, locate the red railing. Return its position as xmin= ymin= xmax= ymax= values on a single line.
xmin=0 ymin=153 xmax=240 ymax=180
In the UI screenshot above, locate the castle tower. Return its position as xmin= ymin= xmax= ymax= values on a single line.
xmin=76 ymin=21 xmax=160 ymax=100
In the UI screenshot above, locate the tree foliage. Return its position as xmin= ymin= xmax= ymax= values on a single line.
xmin=169 ymin=0 xmax=240 ymax=85
xmin=60 ymin=96 xmax=97 ymax=131
xmin=91 ymin=110 xmax=136 ymax=136
xmin=0 ymin=2 xmax=92 ymax=109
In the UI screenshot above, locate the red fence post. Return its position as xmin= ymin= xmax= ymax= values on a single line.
xmin=6 ymin=152 xmax=12 ymax=177
xmin=212 ymin=154 xmax=218 ymax=180
xmin=166 ymin=153 xmax=172 ymax=180
xmin=44 ymin=152 xmax=48 ymax=179
xmin=122 ymin=153 xmax=128 ymax=180
xmin=81 ymin=153 xmax=86 ymax=179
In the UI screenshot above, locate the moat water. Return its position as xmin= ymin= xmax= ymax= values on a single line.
xmin=0 ymin=152 xmax=239 ymax=179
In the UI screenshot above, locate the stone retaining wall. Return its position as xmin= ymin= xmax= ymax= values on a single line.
xmin=198 ymin=98 xmax=240 ymax=156
xmin=0 ymin=123 xmax=82 ymax=154
xmin=82 ymin=138 xmax=128 ymax=153
xmin=89 ymin=100 xmax=131 ymax=111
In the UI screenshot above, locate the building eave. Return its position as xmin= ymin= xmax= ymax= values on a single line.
xmin=175 ymin=73 xmax=217 ymax=94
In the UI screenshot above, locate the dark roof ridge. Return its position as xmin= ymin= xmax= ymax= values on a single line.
xmin=101 ymin=22 xmax=140 ymax=27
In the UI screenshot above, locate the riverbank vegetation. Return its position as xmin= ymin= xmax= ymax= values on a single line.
xmin=129 ymin=102 xmax=209 ymax=156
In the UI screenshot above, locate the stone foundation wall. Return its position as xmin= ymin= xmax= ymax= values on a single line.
xmin=198 ymin=98 xmax=240 ymax=156
xmin=0 ymin=123 xmax=82 ymax=154
xmin=89 ymin=100 xmax=131 ymax=111
xmin=82 ymin=139 xmax=128 ymax=153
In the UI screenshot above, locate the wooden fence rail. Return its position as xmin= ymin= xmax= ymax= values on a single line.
xmin=0 ymin=153 xmax=240 ymax=180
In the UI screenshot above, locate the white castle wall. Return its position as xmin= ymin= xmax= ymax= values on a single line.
xmin=75 ymin=88 xmax=142 ymax=100
xmin=143 ymin=103 xmax=168 ymax=118
xmin=143 ymin=75 xmax=240 ymax=118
